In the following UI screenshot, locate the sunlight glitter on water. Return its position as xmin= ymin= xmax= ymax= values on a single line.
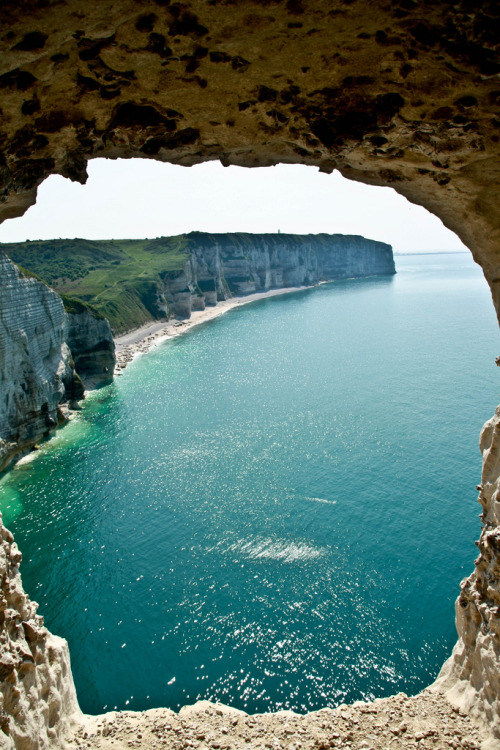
xmin=223 ymin=537 xmax=326 ymax=562
xmin=1 ymin=253 xmax=499 ymax=715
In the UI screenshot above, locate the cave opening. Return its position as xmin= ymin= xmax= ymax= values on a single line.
xmin=1 ymin=0 xmax=500 ymax=741
xmin=0 ymin=159 xmax=468 ymax=251
xmin=0 ymin=159 xmax=497 ymax=719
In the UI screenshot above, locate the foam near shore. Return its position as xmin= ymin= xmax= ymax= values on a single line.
xmin=113 ymin=286 xmax=314 ymax=374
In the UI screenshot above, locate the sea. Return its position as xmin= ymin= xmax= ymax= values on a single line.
xmin=0 ymin=252 xmax=499 ymax=716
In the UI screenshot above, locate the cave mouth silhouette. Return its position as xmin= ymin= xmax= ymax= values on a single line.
xmin=1 ymin=0 xmax=500 ymax=739
xmin=0 ymin=166 xmax=492 ymax=724
xmin=0 ymin=158 xmax=467 ymax=255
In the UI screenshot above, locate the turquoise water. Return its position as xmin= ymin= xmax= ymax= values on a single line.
xmin=1 ymin=253 xmax=499 ymax=716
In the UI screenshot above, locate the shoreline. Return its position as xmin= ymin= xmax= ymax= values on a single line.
xmin=113 ymin=285 xmax=317 ymax=374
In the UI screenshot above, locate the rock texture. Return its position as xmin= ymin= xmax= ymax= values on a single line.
xmin=0 ymin=1 xmax=498 ymax=313
xmin=435 ymin=407 xmax=500 ymax=743
xmin=70 ymin=691 xmax=489 ymax=750
xmin=165 ymin=232 xmax=395 ymax=318
xmin=64 ymin=307 xmax=115 ymax=388
xmin=0 ymin=515 xmax=80 ymax=750
xmin=0 ymin=255 xmax=82 ymax=472
xmin=0 ymin=0 xmax=499 ymax=747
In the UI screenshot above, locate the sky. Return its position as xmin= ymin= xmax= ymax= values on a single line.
xmin=0 ymin=159 xmax=467 ymax=253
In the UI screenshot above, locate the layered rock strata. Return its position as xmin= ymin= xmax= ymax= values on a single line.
xmin=165 ymin=232 xmax=395 ymax=318
xmin=0 ymin=515 xmax=80 ymax=749
xmin=0 ymin=256 xmax=116 ymax=469
xmin=0 ymin=255 xmax=82 ymax=471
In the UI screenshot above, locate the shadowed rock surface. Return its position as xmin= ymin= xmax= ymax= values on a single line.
xmin=64 ymin=305 xmax=115 ymax=388
xmin=0 ymin=0 xmax=499 ymax=747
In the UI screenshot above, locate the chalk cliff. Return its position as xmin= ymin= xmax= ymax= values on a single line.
xmin=164 ymin=232 xmax=395 ymax=318
xmin=63 ymin=301 xmax=115 ymax=388
xmin=0 ymin=514 xmax=80 ymax=749
xmin=0 ymin=0 xmax=498 ymax=744
xmin=0 ymin=256 xmax=82 ymax=471
xmin=0 ymin=256 xmax=116 ymax=471
xmin=435 ymin=407 xmax=500 ymax=744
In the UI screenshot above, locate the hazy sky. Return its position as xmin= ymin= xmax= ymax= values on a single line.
xmin=0 ymin=159 xmax=467 ymax=253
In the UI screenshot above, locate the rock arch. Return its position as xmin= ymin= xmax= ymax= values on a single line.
xmin=0 ymin=0 xmax=499 ymax=747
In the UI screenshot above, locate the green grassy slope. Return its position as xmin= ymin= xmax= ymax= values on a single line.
xmin=3 ymin=232 xmax=393 ymax=334
xmin=3 ymin=237 xmax=189 ymax=333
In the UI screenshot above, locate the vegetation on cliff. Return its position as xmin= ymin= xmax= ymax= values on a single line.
xmin=60 ymin=294 xmax=105 ymax=320
xmin=2 ymin=232 xmax=394 ymax=334
xmin=2 ymin=236 xmax=189 ymax=333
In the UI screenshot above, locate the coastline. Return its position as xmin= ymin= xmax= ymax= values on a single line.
xmin=114 ymin=285 xmax=316 ymax=374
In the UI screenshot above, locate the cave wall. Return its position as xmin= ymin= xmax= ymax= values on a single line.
xmin=0 ymin=516 xmax=80 ymax=749
xmin=0 ymin=1 xmax=498 ymax=310
xmin=0 ymin=0 xmax=499 ymax=746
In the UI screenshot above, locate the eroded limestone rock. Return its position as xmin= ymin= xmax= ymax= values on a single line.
xmin=165 ymin=231 xmax=394 ymax=318
xmin=0 ymin=255 xmax=82 ymax=471
xmin=435 ymin=407 xmax=500 ymax=744
xmin=0 ymin=256 xmax=116 ymax=469
xmin=64 ymin=308 xmax=115 ymax=388
xmin=71 ymin=691 xmax=489 ymax=750
xmin=0 ymin=515 xmax=80 ymax=749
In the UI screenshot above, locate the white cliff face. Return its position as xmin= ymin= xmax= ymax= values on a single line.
xmin=0 ymin=515 xmax=80 ymax=749
xmin=216 ymin=233 xmax=395 ymax=291
xmin=162 ymin=261 xmax=202 ymax=319
xmin=163 ymin=233 xmax=395 ymax=318
xmin=190 ymin=242 xmax=226 ymax=306
xmin=434 ymin=407 xmax=500 ymax=747
xmin=0 ymin=256 xmax=78 ymax=471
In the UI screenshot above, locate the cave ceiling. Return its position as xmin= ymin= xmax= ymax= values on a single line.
xmin=0 ymin=0 xmax=499 ymax=311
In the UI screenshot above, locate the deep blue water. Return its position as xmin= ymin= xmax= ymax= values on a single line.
xmin=1 ymin=253 xmax=498 ymax=715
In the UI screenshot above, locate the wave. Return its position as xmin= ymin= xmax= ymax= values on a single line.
xmin=224 ymin=537 xmax=324 ymax=563
xmin=305 ymin=496 xmax=337 ymax=505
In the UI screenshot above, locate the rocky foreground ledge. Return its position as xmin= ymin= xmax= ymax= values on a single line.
xmin=69 ymin=691 xmax=488 ymax=750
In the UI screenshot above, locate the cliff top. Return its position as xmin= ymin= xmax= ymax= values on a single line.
xmin=1 ymin=232 xmax=393 ymax=333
